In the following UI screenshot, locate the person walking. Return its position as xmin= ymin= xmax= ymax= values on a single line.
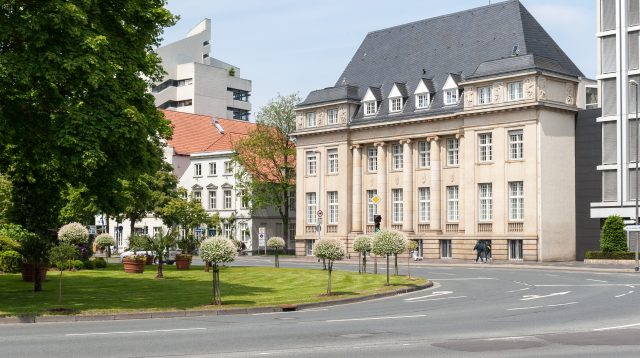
xmin=473 ymin=240 xmax=485 ymax=263
xmin=484 ymin=240 xmax=492 ymax=262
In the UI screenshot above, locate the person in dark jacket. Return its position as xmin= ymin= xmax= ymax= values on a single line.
xmin=473 ymin=240 xmax=485 ymax=263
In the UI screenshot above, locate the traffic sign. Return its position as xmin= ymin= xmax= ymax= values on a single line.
xmin=258 ymin=232 xmax=266 ymax=246
xmin=317 ymin=210 xmax=324 ymax=218
xmin=626 ymin=225 xmax=640 ymax=232
xmin=372 ymin=195 xmax=382 ymax=204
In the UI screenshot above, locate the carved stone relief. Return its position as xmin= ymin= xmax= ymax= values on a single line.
xmin=565 ymin=83 xmax=575 ymax=105
xmin=524 ymin=77 xmax=535 ymax=99
xmin=538 ymin=77 xmax=547 ymax=100
xmin=492 ymin=82 xmax=504 ymax=103
xmin=317 ymin=111 xmax=325 ymax=126
xmin=339 ymin=105 xmax=348 ymax=123
xmin=465 ymin=87 xmax=475 ymax=107
xmin=421 ymin=173 xmax=427 ymax=185
xmin=394 ymin=176 xmax=400 ymax=186
xmin=296 ymin=114 xmax=304 ymax=129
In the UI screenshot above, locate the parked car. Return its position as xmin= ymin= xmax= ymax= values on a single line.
xmin=119 ymin=249 xmax=181 ymax=264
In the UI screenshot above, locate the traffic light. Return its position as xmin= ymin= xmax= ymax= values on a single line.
xmin=374 ymin=215 xmax=382 ymax=232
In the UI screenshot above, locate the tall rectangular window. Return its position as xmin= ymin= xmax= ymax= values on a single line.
xmin=223 ymin=223 xmax=231 ymax=239
xmin=367 ymin=146 xmax=378 ymax=172
xmin=418 ymin=141 xmax=430 ymax=168
xmin=418 ymin=187 xmax=430 ymax=222
xmin=209 ymin=162 xmax=217 ymax=175
xmin=224 ymin=161 xmax=233 ymax=174
xmin=602 ymin=121 xmax=617 ymax=165
xmin=306 ymin=112 xmax=316 ymax=127
xmin=306 ymin=192 xmax=317 ymax=224
xmin=327 ymin=108 xmax=339 ymax=125
xmin=367 ymin=190 xmax=378 ymax=223
xmin=306 ymin=151 xmax=317 ymax=175
xmin=601 ymin=35 xmax=616 ymax=74
xmin=223 ymin=190 xmax=232 ymax=209
xmin=447 ymin=138 xmax=459 ymax=166
xmin=240 ymin=190 xmax=249 ymax=209
xmin=193 ymin=191 xmax=202 ymax=203
xmin=440 ymin=240 xmax=452 ymax=259
xmin=631 ymin=0 xmax=640 ymax=26
xmin=392 ymin=144 xmax=403 ymax=170
xmin=289 ymin=223 xmax=296 ymax=243
xmin=208 ymin=191 xmax=216 ymax=210
xmin=629 ymin=32 xmax=639 ymax=71
xmin=194 ymin=163 xmax=202 ymax=177
xmin=507 ymin=82 xmax=523 ymax=101
xmin=239 ymin=223 xmax=250 ymax=242
xmin=328 ymin=191 xmax=338 ymax=224
xmin=416 ymin=93 xmax=430 ymax=109
xmin=479 ymin=183 xmax=493 ymax=221
xmin=447 ymin=186 xmax=459 ymax=222
xmin=509 ymin=130 xmax=524 ymax=160
xmin=602 ymin=78 xmax=617 ymax=116
xmin=364 ymin=101 xmax=377 ymax=116
xmin=601 ymin=0 xmax=615 ymax=31
xmin=444 ymin=89 xmax=458 ymax=105
xmin=603 ymin=170 xmax=617 ymax=202
xmin=288 ymin=190 xmax=296 ymax=210
xmin=477 ymin=86 xmax=492 ymax=104
xmin=327 ymin=149 xmax=339 ymax=174
xmin=509 ymin=181 xmax=524 ymax=220
xmin=392 ymin=189 xmax=403 ymax=223
xmin=478 ymin=133 xmax=493 ymax=162
xmin=390 ymin=98 xmax=402 ymax=112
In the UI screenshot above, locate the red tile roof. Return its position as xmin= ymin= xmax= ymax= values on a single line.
xmin=162 ymin=110 xmax=255 ymax=155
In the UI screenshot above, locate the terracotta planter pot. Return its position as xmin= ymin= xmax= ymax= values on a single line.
xmin=175 ymin=258 xmax=191 ymax=270
xmin=21 ymin=264 xmax=48 ymax=282
xmin=145 ymin=255 xmax=154 ymax=265
xmin=123 ymin=260 xmax=145 ymax=273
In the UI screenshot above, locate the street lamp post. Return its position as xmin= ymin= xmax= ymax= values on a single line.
xmin=630 ymin=79 xmax=640 ymax=272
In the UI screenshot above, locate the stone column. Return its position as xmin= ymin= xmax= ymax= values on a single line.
xmin=429 ymin=137 xmax=441 ymax=232
xmin=375 ymin=142 xmax=387 ymax=229
xmin=456 ymin=132 xmax=464 ymax=229
xmin=351 ymin=145 xmax=363 ymax=233
xmin=401 ymin=139 xmax=413 ymax=232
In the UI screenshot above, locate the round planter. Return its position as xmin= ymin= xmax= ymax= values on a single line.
xmin=123 ymin=260 xmax=145 ymax=273
xmin=21 ymin=264 xmax=48 ymax=282
xmin=145 ymin=255 xmax=154 ymax=265
xmin=175 ymin=258 xmax=191 ymax=270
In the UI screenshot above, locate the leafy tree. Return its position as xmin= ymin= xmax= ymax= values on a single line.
xmin=267 ymin=236 xmax=285 ymax=268
xmin=138 ymin=229 xmax=177 ymax=279
xmin=49 ymin=242 xmax=79 ymax=304
xmin=200 ymin=236 xmax=237 ymax=305
xmin=0 ymin=175 xmax=11 ymax=224
xmin=58 ymin=185 xmax=100 ymax=225
xmin=160 ymin=195 xmax=208 ymax=254
xmin=601 ymin=215 xmax=628 ymax=252
xmin=372 ymin=230 xmax=406 ymax=285
xmin=353 ymin=236 xmax=372 ymax=274
xmin=233 ymin=94 xmax=300 ymax=249
xmin=0 ymin=2 xmax=175 ymax=251
xmin=16 ymin=229 xmax=52 ymax=292
xmin=314 ymin=238 xmax=345 ymax=296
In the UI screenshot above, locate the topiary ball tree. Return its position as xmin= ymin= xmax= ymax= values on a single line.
xmin=353 ymin=235 xmax=372 ymax=274
xmin=49 ymin=242 xmax=79 ymax=304
xmin=58 ymin=222 xmax=89 ymax=246
xmin=267 ymin=236 xmax=285 ymax=268
xmin=601 ymin=215 xmax=628 ymax=252
xmin=94 ymin=233 xmax=115 ymax=257
xmin=373 ymin=230 xmax=406 ymax=284
xmin=199 ymin=236 xmax=237 ymax=305
xmin=314 ymin=238 xmax=345 ymax=296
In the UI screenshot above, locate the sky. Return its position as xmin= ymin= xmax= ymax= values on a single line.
xmin=163 ymin=0 xmax=596 ymax=119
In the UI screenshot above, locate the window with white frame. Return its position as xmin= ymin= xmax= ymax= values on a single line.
xmin=416 ymin=93 xmax=430 ymax=109
xmin=306 ymin=151 xmax=317 ymax=175
xmin=193 ymin=191 xmax=202 ymax=203
xmin=418 ymin=187 xmax=430 ymax=222
xmin=306 ymin=192 xmax=317 ymax=224
xmin=509 ymin=130 xmax=524 ymax=160
xmin=418 ymin=141 xmax=430 ymax=168
xmin=289 ymin=223 xmax=296 ymax=242
xmin=208 ymin=190 xmax=216 ymax=209
xmin=194 ymin=163 xmax=202 ymax=177
xmin=223 ymin=189 xmax=232 ymax=209
xmin=224 ymin=161 xmax=233 ymax=175
xmin=440 ymin=239 xmax=452 ymax=258
xmin=327 ymin=108 xmax=339 ymax=125
xmin=477 ymin=86 xmax=492 ymax=104
xmin=367 ymin=146 xmax=378 ymax=172
xmin=392 ymin=144 xmax=403 ymax=170
xmin=327 ymin=149 xmax=338 ymax=174
xmin=507 ymin=81 xmax=524 ymax=101
xmin=223 ymin=223 xmax=231 ymax=239
xmin=209 ymin=162 xmax=217 ymax=175
xmin=240 ymin=190 xmax=249 ymax=209
xmin=306 ymin=112 xmax=316 ymax=127
xmin=444 ymin=89 xmax=459 ymax=105
xmin=447 ymin=138 xmax=459 ymax=166
xmin=447 ymin=186 xmax=459 ymax=222
xmin=328 ymin=191 xmax=338 ymax=224
xmin=239 ymin=223 xmax=250 ymax=242
xmin=367 ymin=190 xmax=378 ymax=223
xmin=288 ymin=190 xmax=296 ymax=210
xmin=478 ymin=133 xmax=493 ymax=162
xmin=509 ymin=181 xmax=524 ymax=220
xmin=392 ymin=189 xmax=403 ymax=223
xmin=364 ymin=101 xmax=377 ymax=116
xmin=478 ymin=183 xmax=493 ymax=221
xmin=390 ymin=97 xmax=402 ymax=112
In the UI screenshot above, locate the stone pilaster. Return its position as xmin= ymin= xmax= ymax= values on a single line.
xmin=401 ymin=139 xmax=413 ymax=232
xmin=429 ymin=137 xmax=441 ymax=232
xmin=351 ymin=144 xmax=363 ymax=233
xmin=375 ymin=142 xmax=387 ymax=229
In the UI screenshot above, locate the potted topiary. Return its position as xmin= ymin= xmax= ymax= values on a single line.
xmin=94 ymin=233 xmax=115 ymax=257
xmin=174 ymin=253 xmax=192 ymax=270
xmin=123 ymin=255 xmax=145 ymax=273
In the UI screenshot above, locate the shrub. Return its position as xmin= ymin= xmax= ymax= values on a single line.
xmin=601 ymin=215 xmax=628 ymax=252
xmin=92 ymin=257 xmax=107 ymax=268
xmin=314 ymin=238 xmax=345 ymax=295
xmin=70 ymin=259 xmax=84 ymax=270
xmin=124 ymin=255 xmax=146 ymax=263
xmin=373 ymin=230 xmax=407 ymax=283
xmin=0 ymin=250 xmax=22 ymax=273
xmin=83 ymin=259 xmax=95 ymax=269
xmin=353 ymin=236 xmax=372 ymax=253
xmin=94 ymin=233 xmax=115 ymax=248
xmin=58 ymin=222 xmax=89 ymax=245
xmin=585 ymin=251 xmax=636 ymax=260
xmin=0 ymin=235 xmax=20 ymax=252
xmin=175 ymin=253 xmax=193 ymax=261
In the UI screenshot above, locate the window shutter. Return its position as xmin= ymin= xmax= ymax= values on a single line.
xmin=630 ymin=32 xmax=639 ymax=71
xmin=602 ymin=36 xmax=617 ymax=74
xmin=603 ymin=170 xmax=617 ymax=202
xmin=602 ymin=79 xmax=617 ymax=116
xmin=630 ymin=0 xmax=640 ymax=26
xmin=601 ymin=0 xmax=616 ymax=31
xmin=602 ymin=121 xmax=617 ymax=164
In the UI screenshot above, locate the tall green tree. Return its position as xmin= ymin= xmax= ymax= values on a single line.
xmin=159 ymin=194 xmax=209 ymax=254
xmin=233 ymin=94 xmax=299 ymax=248
xmin=0 ymin=175 xmax=11 ymax=224
xmin=0 ymin=2 xmax=176 ymax=241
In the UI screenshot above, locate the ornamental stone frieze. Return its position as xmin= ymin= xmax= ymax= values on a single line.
xmin=565 ymin=83 xmax=575 ymax=105
xmin=339 ymin=105 xmax=348 ymax=123
xmin=492 ymin=82 xmax=504 ymax=103
xmin=524 ymin=77 xmax=535 ymax=99
xmin=296 ymin=113 xmax=304 ymax=129
xmin=465 ymin=87 xmax=475 ymax=107
xmin=317 ymin=111 xmax=325 ymax=126
xmin=537 ymin=77 xmax=547 ymax=100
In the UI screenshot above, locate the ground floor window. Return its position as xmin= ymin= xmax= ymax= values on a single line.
xmin=509 ymin=239 xmax=523 ymax=260
xmin=115 ymin=226 xmax=123 ymax=248
xmin=305 ymin=239 xmax=315 ymax=256
xmin=412 ymin=239 xmax=423 ymax=258
xmin=440 ymin=240 xmax=452 ymax=258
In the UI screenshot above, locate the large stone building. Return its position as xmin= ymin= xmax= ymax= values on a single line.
xmin=293 ymin=0 xmax=588 ymax=261
xmin=153 ymin=19 xmax=252 ymax=120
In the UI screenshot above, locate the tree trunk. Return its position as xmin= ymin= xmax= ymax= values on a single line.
xmin=281 ymin=184 xmax=290 ymax=250
xmin=33 ymin=262 xmax=43 ymax=292
xmin=363 ymin=254 xmax=367 ymax=274
xmin=275 ymin=249 xmax=279 ymax=268
xmin=407 ymin=254 xmax=411 ymax=279
xmin=204 ymin=261 xmax=210 ymax=272
xmin=156 ymin=257 xmax=164 ymax=279
xmin=374 ymin=255 xmax=377 ymax=274
xmin=394 ymin=254 xmax=398 ymax=276
xmin=386 ymin=255 xmax=390 ymax=285
xmin=213 ymin=263 xmax=221 ymax=305
xmin=327 ymin=261 xmax=332 ymax=295
xmin=129 ymin=217 xmax=135 ymax=241
xmin=358 ymin=252 xmax=361 ymax=274
xmin=58 ymin=270 xmax=63 ymax=304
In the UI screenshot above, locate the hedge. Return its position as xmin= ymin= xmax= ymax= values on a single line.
xmin=585 ymin=251 xmax=636 ymax=260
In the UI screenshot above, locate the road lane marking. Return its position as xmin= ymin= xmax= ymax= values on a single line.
xmin=535 ymin=284 xmax=637 ymax=287
xmin=407 ymin=296 xmax=467 ymax=302
xmin=404 ymin=291 xmax=452 ymax=301
xmin=506 ymin=302 xmax=577 ymax=311
xmin=505 ymin=287 xmax=530 ymax=293
xmin=427 ymin=271 xmax=456 ymax=276
xmin=326 ymin=314 xmax=426 ymax=323
xmin=615 ymin=290 xmax=634 ymax=298
xmin=66 ymin=328 xmax=206 ymax=336
xmin=513 ymin=281 xmax=532 ymax=286
xmin=593 ymin=322 xmax=640 ymax=331
xmin=485 ymin=336 xmax=534 ymax=341
xmin=521 ymin=291 xmax=570 ymax=301
xmin=586 ymin=279 xmax=609 ymax=283
xmin=432 ymin=278 xmax=498 ymax=281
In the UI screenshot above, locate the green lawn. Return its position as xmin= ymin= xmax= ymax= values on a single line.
xmin=0 ymin=264 xmax=426 ymax=316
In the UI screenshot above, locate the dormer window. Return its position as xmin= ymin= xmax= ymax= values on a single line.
xmin=364 ymin=101 xmax=377 ymax=116
xmin=416 ymin=93 xmax=431 ymax=109
xmin=444 ymin=89 xmax=459 ymax=105
xmin=390 ymin=97 xmax=403 ymax=113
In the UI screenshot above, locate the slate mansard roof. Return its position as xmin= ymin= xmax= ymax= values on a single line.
xmin=297 ymin=0 xmax=583 ymax=123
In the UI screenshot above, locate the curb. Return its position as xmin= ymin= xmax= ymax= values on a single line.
xmin=0 ymin=281 xmax=432 ymax=325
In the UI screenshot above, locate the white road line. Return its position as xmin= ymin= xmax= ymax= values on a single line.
xmin=521 ymin=291 xmax=570 ymax=301
xmin=427 ymin=272 xmax=456 ymax=276
xmin=326 ymin=314 xmax=427 ymax=323
xmin=505 ymin=287 xmax=530 ymax=293
xmin=407 ymin=296 xmax=467 ymax=302
xmin=615 ymin=291 xmax=634 ymax=298
xmin=546 ymin=274 xmax=560 ymax=277
xmin=66 ymin=328 xmax=206 ymax=336
xmin=586 ymin=279 xmax=609 ymax=283
xmin=547 ymin=302 xmax=578 ymax=307
xmin=404 ymin=291 xmax=452 ymax=301
xmin=506 ymin=302 xmax=577 ymax=311
xmin=593 ymin=322 xmax=640 ymax=331
xmin=535 ymin=284 xmax=637 ymax=287
xmin=513 ymin=281 xmax=532 ymax=286
xmin=432 ymin=278 xmax=498 ymax=281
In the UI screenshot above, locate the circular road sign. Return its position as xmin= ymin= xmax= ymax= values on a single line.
xmin=317 ymin=210 xmax=324 ymax=218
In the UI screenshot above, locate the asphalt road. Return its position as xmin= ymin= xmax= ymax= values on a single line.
xmin=2 ymin=258 xmax=640 ymax=357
